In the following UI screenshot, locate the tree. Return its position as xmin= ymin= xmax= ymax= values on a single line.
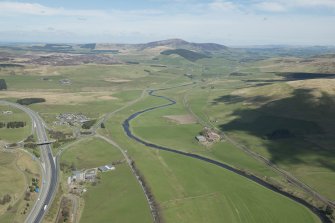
xmin=24 ymin=192 xmax=31 ymax=201
xmin=100 ymin=122 xmax=105 ymax=128
xmin=325 ymin=205 xmax=333 ymax=215
xmin=0 ymin=194 xmax=12 ymax=204
xmin=0 ymin=79 xmax=7 ymax=90
xmin=82 ymin=119 xmax=96 ymax=129
xmin=70 ymin=162 xmax=76 ymax=171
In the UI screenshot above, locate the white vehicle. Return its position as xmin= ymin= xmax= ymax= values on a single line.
xmin=43 ymin=205 xmax=47 ymax=211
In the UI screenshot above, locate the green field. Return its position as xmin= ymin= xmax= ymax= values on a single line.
xmin=0 ymin=150 xmax=40 ymax=223
xmin=80 ymin=164 xmax=153 ymax=223
xmin=103 ymin=89 xmax=321 ymax=223
xmin=61 ymin=137 xmax=124 ymax=169
xmin=0 ymin=105 xmax=31 ymax=143
xmin=61 ymin=137 xmax=153 ymax=222
xmin=190 ymin=81 xmax=335 ymax=201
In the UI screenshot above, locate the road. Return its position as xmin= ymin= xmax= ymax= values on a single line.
xmin=121 ymin=89 xmax=332 ymax=223
xmin=0 ymin=100 xmax=58 ymax=223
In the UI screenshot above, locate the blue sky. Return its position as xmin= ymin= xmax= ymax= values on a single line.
xmin=0 ymin=0 xmax=334 ymax=45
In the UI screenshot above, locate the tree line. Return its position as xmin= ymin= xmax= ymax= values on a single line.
xmin=0 ymin=121 xmax=26 ymax=128
xmin=17 ymin=98 xmax=46 ymax=105
xmin=0 ymin=79 xmax=7 ymax=90
xmin=130 ymin=159 xmax=164 ymax=223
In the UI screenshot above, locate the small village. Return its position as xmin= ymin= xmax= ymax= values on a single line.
xmin=54 ymin=113 xmax=90 ymax=126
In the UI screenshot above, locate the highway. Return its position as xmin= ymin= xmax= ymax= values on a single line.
xmin=0 ymin=100 xmax=57 ymax=223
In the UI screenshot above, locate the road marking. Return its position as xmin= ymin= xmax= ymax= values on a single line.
xmin=41 ymin=162 xmax=46 ymax=171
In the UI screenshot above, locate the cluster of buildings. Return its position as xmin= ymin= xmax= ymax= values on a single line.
xmin=1 ymin=110 xmax=13 ymax=115
xmin=68 ymin=169 xmax=97 ymax=184
xmin=196 ymin=127 xmax=221 ymax=144
xmin=54 ymin=113 xmax=89 ymax=126
xmin=184 ymin=73 xmax=193 ymax=79
xmin=59 ymin=79 xmax=72 ymax=85
xmin=68 ymin=164 xmax=115 ymax=185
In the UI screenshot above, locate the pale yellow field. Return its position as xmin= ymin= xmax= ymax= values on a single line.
xmin=288 ymin=79 xmax=335 ymax=95
xmin=164 ymin=115 xmax=197 ymax=124
xmin=0 ymin=91 xmax=117 ymax=104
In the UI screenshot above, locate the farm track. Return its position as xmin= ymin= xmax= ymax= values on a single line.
xmin=122 ymin=87 xmax=332 ymax=223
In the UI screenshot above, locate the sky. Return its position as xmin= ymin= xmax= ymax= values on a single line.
xmin=0 ymin=0 xmax=335 ymax=45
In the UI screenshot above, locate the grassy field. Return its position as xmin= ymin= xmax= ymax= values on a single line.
xmin=0 ymin=105 xmax=31 ymax=143
xmin=80 ymin=164 xmax=153 ymax=223
xmin=61 ymin=137 xmax=153 ymax=223
xmin=61 ymin=137 xmax=124 ymax=169
xmin=131 ymin=87 xmax=279 ymax=180
xmin=194 ymin=80 xmax=335 ymax=201
xmin=0 ymin=150 xmax=40 ymax=223
xmin=102 ymin=89 xmax=321 ymax=223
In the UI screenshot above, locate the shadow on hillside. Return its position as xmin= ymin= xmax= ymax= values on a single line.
xmin=212 ymin=94 xmax=270 ymax=105
xmin=216 ymin=88 xmax=335 ymax=171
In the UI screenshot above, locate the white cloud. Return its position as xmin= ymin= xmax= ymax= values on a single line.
xmin=0 ymin=1 xmax=105 ymax=16
xmin=0 ymin=1 xmax=334 ymax=45
xmin=256 ymin=0 xmax=335 ymax=11
xmin=255 ymin=2 xmax=287 ymax=12
xmin=290 ymin=0 xmax=335 ymax=9
xmin=208 ymin=0 xmax=238 ymax=11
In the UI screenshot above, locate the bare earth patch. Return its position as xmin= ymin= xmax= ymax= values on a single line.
xmin=104 ymin=78 xmax=132 ymax=83
xmin=164 ymin=115 xmax=197 ymax=124
xmin=0 ymin=91 xmax=117 ymax=104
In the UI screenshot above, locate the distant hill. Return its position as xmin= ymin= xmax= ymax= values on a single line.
xmin=22 ymin=39 xmax=228 ymax=55
xmin=161 ymin=49 xmax=210 ymax=62
xmin=94 ymin=39 xmax=228 ymax=54
xmin=140 ymin=39 xmax=228 ymax=52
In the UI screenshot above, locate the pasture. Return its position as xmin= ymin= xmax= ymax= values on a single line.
xmin=0 ymin=105 xmax=31 ymax=143
xmin=61 ymin=137 xmax=153 ymax=223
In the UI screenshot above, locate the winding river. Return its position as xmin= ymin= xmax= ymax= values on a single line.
xmin=122 ymin=87 xmax=331 ymax=223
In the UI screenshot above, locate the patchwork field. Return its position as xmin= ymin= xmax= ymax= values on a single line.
xmin=0 ymin=43 xmax=334 ymax=223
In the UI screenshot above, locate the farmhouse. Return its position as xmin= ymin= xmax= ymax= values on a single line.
xmin=184 ymin=73 xmax=193 ymax=78
xmin=85 ymin=169 xmax=97 ymax=181
xmin=59 ymin=79 xmax=71 ymax=85
xmin=202 ymin=127 xmax=221 ymax=142
xmin=68 ymin=168 xmax=98 ymax=184
xmin=206 ymin=131 xmax=221 ymax=142
xmin=71 ymin=171 xmax=85 ymax=182
xmin=1 ymin=110 xmax=13 ymax=115
xmin=195 ymin=135 xmax=207 ymax=142
xmin=98 ymin=165 xmax=115 ymax=172
xmin=196 ymin=127 xmax=222 ymax=144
